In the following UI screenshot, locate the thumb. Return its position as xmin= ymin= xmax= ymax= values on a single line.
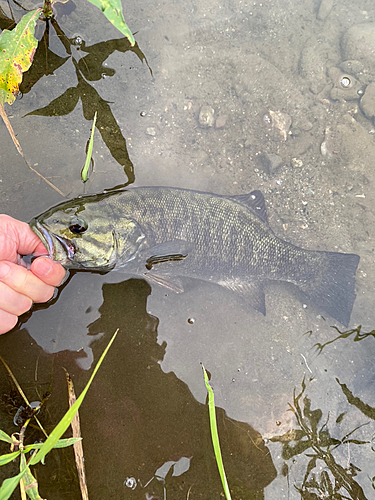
xmin=31 ymin=257 xmax=67 ymax=287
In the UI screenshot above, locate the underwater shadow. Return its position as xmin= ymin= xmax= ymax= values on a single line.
xmin=79 ymin=278 xmax=277 ymax=499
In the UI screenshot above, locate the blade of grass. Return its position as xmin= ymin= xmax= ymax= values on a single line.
xmin=29 ymin=328 xmax=118 ymax=466
xmin=201 ymin=364 xmax=232 ymax=500
xmin=81 ymin=110 xmax=97 ymax=182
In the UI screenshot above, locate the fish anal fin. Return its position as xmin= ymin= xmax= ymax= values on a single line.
xmin=230 ymin=190 xmax=268 ymax=225
xmin=218 ymin=278 xmax=266 ymax=315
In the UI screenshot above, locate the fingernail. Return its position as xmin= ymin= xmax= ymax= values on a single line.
xmin=33 ymin=257 xmax=53 ymax=276
xmin=0 ymin=262 xmax=10 ymax=279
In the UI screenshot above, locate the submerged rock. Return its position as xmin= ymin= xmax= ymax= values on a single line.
xmin=267 ymin=110 xmax=292 ymax=142
xmin=328 ymin=67 xmax=362 ymax=101
xmin=342 ymin=24 xmax=375 ymax=72
xmin=339 ymin=60 xmax=364 ymax=77
xmin=317 ymin=0 xmax=334 ymax=21
xmin=299 ymin=37 xmax=338 ymax=94
xmin=360 ymin=82 xmax=375 ymax=119
xmin=257 ymin=153 xmax=283 ymax=174
xmin=215 ymin=114 xmax=228 ymax=129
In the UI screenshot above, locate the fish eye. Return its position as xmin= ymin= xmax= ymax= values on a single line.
xmin=69 ymin=218 xmax=88 ymax=234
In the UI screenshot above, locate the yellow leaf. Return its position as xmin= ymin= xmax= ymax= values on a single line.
xmin=0 ymin=9 xmax=41 ymax=105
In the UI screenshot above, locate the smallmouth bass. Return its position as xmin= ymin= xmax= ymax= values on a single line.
xmin=29 ymin=187 xmax=359 ymax=326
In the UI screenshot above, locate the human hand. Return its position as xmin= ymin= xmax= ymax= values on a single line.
xmin=0 ymin=214 xmax=66 ymax=334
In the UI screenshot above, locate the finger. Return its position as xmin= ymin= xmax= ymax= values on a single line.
xmin=0 ymin=261 xmax=55 ymax=304
xmin=0 ymin=215 xmax=47 ymax=259
xmin=0 ymin=310 xmax=18 ymax=335
xmin=0 ymin=281 xmax=33 ymax=316
xmin=31 ymin=257 xmax=67 ymax=287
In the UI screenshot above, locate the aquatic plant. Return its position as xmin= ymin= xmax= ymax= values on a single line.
xmin=0 ymin=329 xmax=118 ymax=500
xmin=82 ymin=111 xmax=98 ymax=182
xmin=202 ymin=364 xmax=232 ymax=500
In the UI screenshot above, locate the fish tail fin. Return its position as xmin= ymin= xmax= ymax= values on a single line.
xmin=297 ymin=251 xmax=359 ymax=327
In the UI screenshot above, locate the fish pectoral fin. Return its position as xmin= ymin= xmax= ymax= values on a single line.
xmin=143 ymin=272 xmax=185 ymax=293
xmin=219 ymin=279 xmax=266 ymax=315
xmin=229 ymin=190 xmax=269 ymax=225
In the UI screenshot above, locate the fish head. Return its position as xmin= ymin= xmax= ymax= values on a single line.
xmin=29 ymin=196 xmax=145 ymax=271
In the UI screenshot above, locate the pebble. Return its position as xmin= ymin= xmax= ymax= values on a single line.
xmin=291 ymin=157 xmax=303 ymax=168
xmin=339 ymin=60 xmax=364 ymax=76
xmin=258 ymin=153 xmax=283 ymax=174
xmin=317 ymin=0 xmax=334 ymax=21
xmin=359 ymin=82 xmax=375 ymax=119
xmin=320 ymin=139 xmax=328 ymax=156
xmin=198 ymin=106 xmax=215 ymax=128
xmin=298 ymin=117 xmax=313 ymax=132
xmin=342 ymin=24 xmax=375 ymax=71
xmin=268 ymin=110 xmax=292 ymax=141
xmin=146 ymin=127 xmax=156 ymax=136
xmin=215 ymin=114 xmax=228 ymax=129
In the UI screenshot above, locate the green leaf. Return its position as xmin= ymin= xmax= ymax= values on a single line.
xmin=82 ymin=110 xmax=97 ymax=182
xmin=0 ymin=9 xmax=41 ymax=105
xmin=0 ymin=470 xmax=28 ymax=500
xmin=0 ymin=430 xmax=12 ymax=444
xmin=202 ymin=365 xmax=232 ymax=500
xmin=84 ymin=0 xmax=134 ymax=46
xmin=23 ymin=437 xmax=82 ymax=453
xmin=29 ymin=329 xmax=118 ymax=466
xmin=0 ymin=451 xmax=21 ymax=466
xmin=20 ymin=454 xmax=43 ymax=500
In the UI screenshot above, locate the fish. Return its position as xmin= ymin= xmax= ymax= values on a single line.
xmin=29 ymin=186 xmax=360 ymax=326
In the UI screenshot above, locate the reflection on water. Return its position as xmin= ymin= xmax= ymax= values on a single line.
xmin=270 ymin=379 xmax=371 ymax=499
xmin=82 ymin=279 xmax=276 ymax=498
xmin=315 ymin=325 xmax=375 ymax=354
xmin=17 ymin=14 xmax=150 ymax=187
xmin=1 ymin=278 xmax=277 ymax=499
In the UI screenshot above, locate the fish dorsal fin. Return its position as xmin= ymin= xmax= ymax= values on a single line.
xmin=230 ymin=190 xmax=268 ymax=224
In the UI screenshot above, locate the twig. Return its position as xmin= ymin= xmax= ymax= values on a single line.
xmin=64 ymin=368 xmax=89 ymax=500
xmin=0 ymin=104 xmax=65 ymax=197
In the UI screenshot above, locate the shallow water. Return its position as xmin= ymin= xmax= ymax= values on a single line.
xmin=1 ymin=0 xmax=375 ymax=498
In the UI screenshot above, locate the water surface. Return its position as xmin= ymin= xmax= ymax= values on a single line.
xmin=1 ymin=0 xmax=375 ymax=498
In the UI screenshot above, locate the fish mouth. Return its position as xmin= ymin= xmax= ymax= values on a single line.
xmin=30 ymin=219 xmax=76 ymax=264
